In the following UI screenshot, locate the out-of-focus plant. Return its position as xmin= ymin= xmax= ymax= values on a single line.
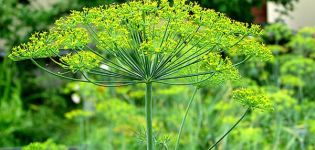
xmin=263 ymin=22 xmax=293 ymax=44
xmin=22 ymin=139 xmax=67 ymax=150
xmin=0 ymin=58 xmax=24 ymax=145
xmin=189 ymin=0 xmax=261 ymax=22
xmin=280 ymin=57 xmax=315 ymax=78
xmin=268 ymin=45 xmax=288 ymax=55
xmin=189 ymin=0 xmax=298 ymax=23
xmin=288 ymin=27 xmax=315 ymax=57
xmin=9 ymin=0 xmax=272 ymax=149
xmin=262 ymin=23 xmax=292 ymax=86
xmin=280 ymin=56 xmax=315 ymax=100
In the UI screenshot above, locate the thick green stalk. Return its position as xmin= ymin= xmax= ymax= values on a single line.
xmin=145 ymin=82 xmax=154 ymax=150
xmin=175 ymin=87 xmax=198 ymax=150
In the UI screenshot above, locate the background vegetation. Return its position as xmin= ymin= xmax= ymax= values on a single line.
xmin=1 ymin=0 xmax=314 ymax=150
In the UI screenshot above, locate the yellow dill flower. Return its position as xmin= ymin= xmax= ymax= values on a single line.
xmin=60 ymin=51 xmax=101 ymax=72
xmin=65 ymin=109 xmax=94 ymax=120
xmin=233 ymin=87 xmax=273 ymax=111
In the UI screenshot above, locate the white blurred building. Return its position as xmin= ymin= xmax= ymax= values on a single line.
xmin=268 ymin=0 xmax=315 ymax=30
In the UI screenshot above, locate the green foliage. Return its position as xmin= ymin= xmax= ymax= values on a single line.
xmin=267 ymin=44 xmax=288 ymax=54
xmin=65 ymin=109 xmax=94 ymax=120
xmin=268 ymin=89 xmax=296 ymax=112
xmin=288 ymin=27 xmax=315 ymax=57
xmin=280 ymin=56 xmax=315 ymax=77
xmin=263 ymin=22 xmax=293 ymax=44
xmin=280 ymin=74 xmax=304 ymax=87
xmin=0 ymin=0 xmax=86 ymax=51
xmin=190 ymin=0 xmax=298 ymax=23
xmin=22 ymin=139 xmax=67 ymax=150
xmin=190 ymin=0 xmax=258 ymax=22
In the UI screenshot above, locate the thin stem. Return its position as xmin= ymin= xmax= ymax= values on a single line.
xmin=158 ymin=70 xmax=215 ymax=81
xmin=145 ymin=82 xmax=154 ymax=150
xmin=115 ymin=48 xmax=145 ymax=78
xmin=153 ymin=25 xmax=201 ymax=77
xmin=175 ymin=87 xmax=198 ymax=150
xmin=32 ymin=58 xmax=140 ymax=86
xmin=83 ymin=27 xmax=144 ymax=79
xmin=156 ymin=44 xmax=217 ymax=79
xmin=228 ymin=34 xmax=248 ymax=48
xmin=31 ymin=58 xmax=87 ymax=82
xmin=81 ymin=72 xmax=138 ymax=87
xmin=153 ymin=72 xmax=215 ymax=86
xmin=88 ymin=70 xmax=128 ymax=79
xmin=233 ymin=55 xmax=251 ymax=67
xmin=85 ymin=46 xmax=136 ymax=76
xmin=207 ymin=107 xmax=250 ymax=150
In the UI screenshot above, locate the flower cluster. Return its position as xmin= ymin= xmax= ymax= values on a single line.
xmin=8 ymin=2 xmax=274 ymax=149
xmin=22 ymin=140 xmax=67 ymax=150
xmin=9 ymin=32 xmax=58 ymax=61
xmin=232 ymin=88 xmax=273 ymax=111
xmin=65 ymin=109 xmax=94 ymax=120
xmin=229 ymin=37 xmax=273 ymax=61
xmin=9 ymin=0 xmax=272 ymax=85
xmin=52 ymin=27 xmax=90 ymax=49
xmin=189 ymin=52 xmax=240 ymax=87
xmin=60 ymin=51 xmax=101 ymax=72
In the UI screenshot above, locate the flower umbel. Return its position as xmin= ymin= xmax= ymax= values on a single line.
xmin=9 ymin=0 xmax=271 ymax=85
xmin=233 ymin=88 xmax=273 ymax=111
xmin=8 ymin=1 xmax=273 ymax=150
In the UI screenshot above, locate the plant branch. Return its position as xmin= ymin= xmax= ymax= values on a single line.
xmin=233 ymin=55 xmax=252 ymax=67
xmin=207 ymin=107 xmax=250 ymax=150
xmin=175 ymin=87 xmax=199 ymax=150
xmin=81 ymin=72 xmax=139 ymax=87
xmin=158 ymin=70 xmax=216 ymax=81
xmin=31 ymin=58 xmax=88 ymax=82
xmin=153 ymin=72 xmax=215 ymax=86
xmin=145 ymin=82 xmax=154 ymax=150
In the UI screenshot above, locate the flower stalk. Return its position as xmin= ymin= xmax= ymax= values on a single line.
xmin=175 ymin=87 xmax=199 ymax=150
xmin=145 ymin=82 xmax=153 ymax=150
xmin=208 ymin=107 xmax=250 ymax=150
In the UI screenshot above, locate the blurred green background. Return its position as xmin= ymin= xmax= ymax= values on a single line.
xmin=1 ymin=0 xmax=315 ymax=149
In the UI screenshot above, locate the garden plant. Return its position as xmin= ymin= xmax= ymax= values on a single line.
xmin=9 ymin=0 xmax=273 ymax=149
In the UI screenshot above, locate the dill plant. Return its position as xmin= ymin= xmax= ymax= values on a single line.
xmin=9 ymin=0 xmax=273 ymax=149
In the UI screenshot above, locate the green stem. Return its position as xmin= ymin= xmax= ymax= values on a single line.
xmin=145 ymin=82 xmax=154 ymax=150
xmin=208 ymin=107 xmax=250 ymax=150
xmin=175 ymin=87 xmax=198 ymax=150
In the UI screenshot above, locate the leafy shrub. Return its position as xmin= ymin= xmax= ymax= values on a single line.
xmin=22 ymin=140 xmax=67 ymax=150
